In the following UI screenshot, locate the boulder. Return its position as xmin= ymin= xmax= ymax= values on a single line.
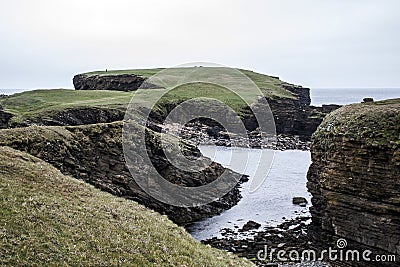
xmin=240 ymin=220 xmax=261 ymax=232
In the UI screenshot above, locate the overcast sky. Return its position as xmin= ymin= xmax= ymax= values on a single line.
xmin=1 ymin=0 xmax=399 ymax=89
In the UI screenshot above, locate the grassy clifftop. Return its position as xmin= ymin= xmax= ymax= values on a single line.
xmin=0 ymin=146 xmax=252 ymax=266
xmin=82 ymin=67 xmax=295 ymax=99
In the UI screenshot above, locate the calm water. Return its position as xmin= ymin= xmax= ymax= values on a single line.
xmin=187 ymin=146 xmax=311 ymax=241
xmin=187 ymin=88 xmax=400 ymax=241
xmin=311 ymin=88 xmax=400 ymax=106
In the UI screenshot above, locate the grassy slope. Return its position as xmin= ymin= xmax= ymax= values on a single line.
xmin=0 ymin=146 xmax=252 ymax=266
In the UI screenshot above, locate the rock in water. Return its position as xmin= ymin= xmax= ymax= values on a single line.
xmin=362 ymin=97 xmax=374 ymax=103
xmin=292 ymin=196 xmax=308 ymax=206
xmin=240 ymin=220 xmax=261 ymax=231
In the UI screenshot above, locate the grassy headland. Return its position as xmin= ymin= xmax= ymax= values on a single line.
xmin=0 ymin=68 xmax=299 ymax=125
xmin=83 ymin=67 xmax=296 ymax=99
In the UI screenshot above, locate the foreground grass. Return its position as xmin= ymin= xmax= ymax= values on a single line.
xmin=0 ymin=146 xmax=253 ymax=266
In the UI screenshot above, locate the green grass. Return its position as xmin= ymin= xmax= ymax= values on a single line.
xmin=0 ymin=89 xmax=134 ymax=115
xmin=237 ymin=69 xmax=294 ymax=99
xmin=0 ymin=146 xmax=253 ymax=266
xmin=313 ymin=98 xmax=400 ymax=147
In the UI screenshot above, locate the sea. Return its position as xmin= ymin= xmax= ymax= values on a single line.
xmin=310 ymin=88 xmax=400 ymax=106
xmin=187 ymin=147 xmax=312 ymax=240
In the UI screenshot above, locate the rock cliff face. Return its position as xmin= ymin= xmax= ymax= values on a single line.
xmin=307 ymin=99 xmax=400 ymax=266
xmin=243 ymin=93 xmax=331 ymax=138
xmin=282 ymin=83 xmax=311 ymax=106
xmin=73 ymin=74 xmax=160 ymax=91
xmin=268 ymin=97 xmax=319 ymax=137
xmin=0 ymin=122 xmax=245 ymax=225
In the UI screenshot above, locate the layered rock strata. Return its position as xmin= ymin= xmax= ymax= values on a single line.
xmin=307 ymin=99 xmax=400 ymax=266
xmin=73 ymin=74 xmax=160 ymax=91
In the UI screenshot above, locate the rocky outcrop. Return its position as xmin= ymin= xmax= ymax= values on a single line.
xmin=307 ymin=99 xmax=400 ymax=266
xmin=0 ymin=122 xmax=246 ymax=225
xmin=282 ymin=83 xmax=311 ymax=106
xmin=242 ymin=97 xmax=331 ymax=139
xmin=73 ymin=74 xmax=160 ymax=91
xmin=0 ymin=98 xmax=13 ymax=128
xmin=269 ymin=98 xmax=321 ymax=138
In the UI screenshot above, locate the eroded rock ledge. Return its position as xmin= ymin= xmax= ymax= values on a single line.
xmin=0 ymin=122 xmax=246 ymax=225
xmin=307 ymin=99 xmax=400 ymax=266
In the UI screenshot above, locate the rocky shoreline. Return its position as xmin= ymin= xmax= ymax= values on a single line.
xmin=161 ymin=121 xmax=311 ymax=151
xmin=202 ymin=216 xmax=328 ymax=267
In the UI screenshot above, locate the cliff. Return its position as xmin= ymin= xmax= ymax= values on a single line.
xmin=0 ymin=122 xmax=246 ymax=225
xmin=307 ymin=98 xmax=400 ymax=266
xmin=0 ymin=146 xmax=252 ymax=266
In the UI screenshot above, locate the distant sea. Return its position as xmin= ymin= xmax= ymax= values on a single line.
xmin=1 ymin=88 xmax=400 ymax=107
xmin=311 ymin=88 xmax=400 ymax=106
